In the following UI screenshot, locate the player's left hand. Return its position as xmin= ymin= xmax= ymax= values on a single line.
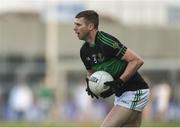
xmin=85 ymin=78 xmax=99 ymax=99
xmin=104 ymin=79 xmax=125 ymax=97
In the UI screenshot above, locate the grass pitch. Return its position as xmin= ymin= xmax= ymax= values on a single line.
xmin=0 ymin=120 xmax=180 ymax=127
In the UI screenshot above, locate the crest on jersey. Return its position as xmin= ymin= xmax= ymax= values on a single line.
xmin=97 ymin=53 xmax=105 ymax=62
xmin=112 ymin=42 xmax=120 ymax=49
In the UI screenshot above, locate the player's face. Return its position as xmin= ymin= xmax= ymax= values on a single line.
xmin=74 ymin=17 xmax=91 ymax=41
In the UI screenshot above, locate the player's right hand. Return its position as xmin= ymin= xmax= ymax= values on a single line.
xmin=104 ymin=79 xmax=125 ymax=97
xmin=85 ymin=78 xmax=99 ymax=99
xmin=100 ymin=88 xmax=114 ymax=98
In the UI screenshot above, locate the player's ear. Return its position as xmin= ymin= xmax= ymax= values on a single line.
xmin=88 ymin=23 xmax=94 ymax=30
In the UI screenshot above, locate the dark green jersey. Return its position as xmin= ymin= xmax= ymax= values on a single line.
xmin=80 ymin=31 xmax=127 ymax=79
xmin=80 ymin=31 xmax=149 ymax=90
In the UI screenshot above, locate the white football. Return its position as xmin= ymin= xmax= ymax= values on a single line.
xmin=89 ymin=71 xmax=114 ymax=96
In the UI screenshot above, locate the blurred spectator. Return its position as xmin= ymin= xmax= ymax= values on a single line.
xmin=151 ymin=81 xmax=171 ymax=121
xmin=8 ymin=78 xmax=33 ymax=121
xmin=168 ymin=86 xmax=180 ymax=121
xmin=73 ymin=81 xmax=94 ymax=121
xmin=33 ymin=79 xmax=55 ymax=121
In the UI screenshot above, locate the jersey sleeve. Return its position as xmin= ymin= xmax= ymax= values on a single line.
xmin=80 ymin=45 xmax=91 ymax=70
xmin=97 ymin=31 xmax=127 ymax=59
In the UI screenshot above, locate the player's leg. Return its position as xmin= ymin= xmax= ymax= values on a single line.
xmin=122 ymin=109 xmax=142 ymax=127
xmin=100 ymin=105 xmax=137 ymax=127
xmin=101 ymin=89 xmax=149 ymax=127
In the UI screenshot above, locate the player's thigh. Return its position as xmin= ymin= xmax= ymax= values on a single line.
xmin=101 ymin=105 xmax=135 ymax=127
xmin=122 ymin=110 xmax=142 ymax=127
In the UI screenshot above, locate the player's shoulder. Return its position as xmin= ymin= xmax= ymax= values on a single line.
xmin=97 ymin=31 xmax=121 ymax=46
xmin=96 ymin=31 xmax=122 ymax=49
xmin=97 ymin=31 xmax=119 ymax=41
xmin=98 ymin=31 xmax=113 ymax=37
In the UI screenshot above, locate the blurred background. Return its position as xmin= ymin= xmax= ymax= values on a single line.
xmin=0 ymin=0 xmax=180 ymax=126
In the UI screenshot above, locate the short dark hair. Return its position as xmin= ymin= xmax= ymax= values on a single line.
xmin=75 ymin=10 xmax=99 ymax=29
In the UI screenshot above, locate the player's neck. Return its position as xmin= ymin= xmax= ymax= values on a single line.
xmin=86 ymin=29 xmax=98 ymax=45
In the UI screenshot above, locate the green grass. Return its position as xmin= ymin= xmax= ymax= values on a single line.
xmin=0 ymin=120 xmax=180 ymax=127
xmin=0 ymin=120 xmax=100 ymax=127
xmin=142 ymin=120 xmax=180 ymax=127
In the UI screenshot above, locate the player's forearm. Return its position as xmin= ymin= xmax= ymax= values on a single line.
xmin=120 ymin=58 xmax=144 ymax=82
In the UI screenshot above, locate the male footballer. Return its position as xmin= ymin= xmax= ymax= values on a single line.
xmin=74 ymin=10 xmax=150 ymax=127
